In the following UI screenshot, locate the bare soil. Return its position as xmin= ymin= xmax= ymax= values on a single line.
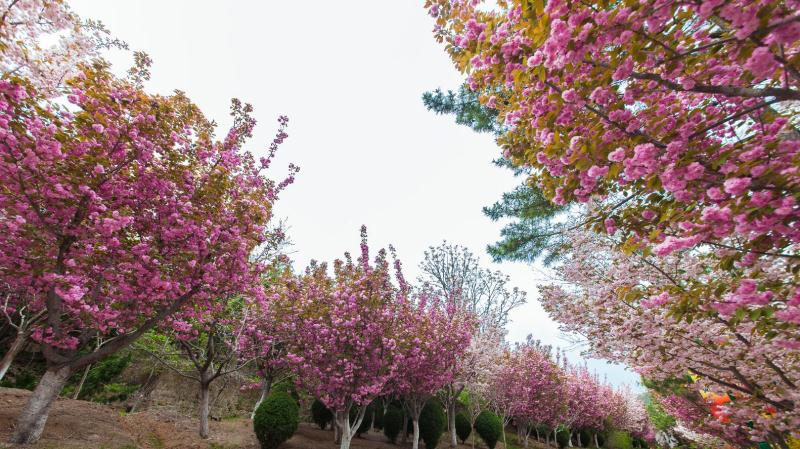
xmin=0 ymin=387 xmax=502 ymax=449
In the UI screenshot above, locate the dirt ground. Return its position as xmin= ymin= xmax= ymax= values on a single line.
xmin=0 ymin=387 xmax=499 ymax=449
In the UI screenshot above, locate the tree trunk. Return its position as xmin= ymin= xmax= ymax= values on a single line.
xmin=594 ymin=433 xmax=600 ymax=448
xmin=402 ymin=413 xmax=408 ymax=443
xmin=0 ymin=329 xmax=27 ymax=382
xmin=412 ymin=418 xmax=420 ymax=449
xmin=251 ymin=379 xmax=271 ymax=419
xmin=577 ymin=431 xmax=582 ymax=447
xmin=568 ymin=430 xmax=574 ymax=447
xmin=536 ymin=427 xmax=540 ymax=442
xmin=501 ymin=418 xmax=507 ymax=449
xmin=334 ymin=419 xmax=340 ymax=443
xmin=199 ymin=382 xmax=210 ymax=439
xmin=448 ymin=400 xmax=458 ymax=447
xmin=10 ymin=365 xmax=72 ymax=444
xmin=72 ymin=363 xmax=92 ymax=400
xmin=128 ymin=370 xmax=159 ymax=413
xmin=340 ymin=427 xmax=352 ymax=449
xmin=336 ymin=409 xmax=364 ymax=449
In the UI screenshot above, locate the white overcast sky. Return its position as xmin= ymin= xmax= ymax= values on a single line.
xmin=70 ymin=0 xmax=640 ymax=389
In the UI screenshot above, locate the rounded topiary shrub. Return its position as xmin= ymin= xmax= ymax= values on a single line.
xmin=474 ymin=410 xmax=503 ymax=449
xmin=253 ymin=391 xmax=299 ymax=449
xmin=455 ymin=412 xmax=471 ymax=443
xmin=606 ymin=431 xmax=633 ymax=449
xmin=557 ymin=429 xmax=572 ymax=449
xmin=383 ymin=406 xmax=404 ymax=444
xmin=311 ymin=398 xmax=333 ymax=430
xmin=373 ymin=403 xmax=384 ymax=430
xmin=419 ymin=401 xmax=446 ymax=449
xmin=271 ymin=379 xmax=300 ymax=402
xmin=579 ymin=429 xmax=592 ymax=447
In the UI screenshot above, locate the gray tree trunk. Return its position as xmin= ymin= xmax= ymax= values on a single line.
xmin=199 ymin=382 xmax=211 ymax=439
xmin=594 ymin=433 xmax=600 ymax=448
xmin=72 ymin=363 xmax=92 ymax=400
xmin=448 ymin=400 xmax=458 ymax=447
xmin=9 ymin=365 xmax=72 ymax=444
xmin=412 ymin=418 xmax=421 ymax=449
xmin=0 ymin=329 xmax=27 ymax=382
xmin=250 ymin=379 xmax=271 ymax=419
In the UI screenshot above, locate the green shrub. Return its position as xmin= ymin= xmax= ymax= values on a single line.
xmin=578 ymin=429 xmax=592 ymax=447
xmin=455 ymin=412 xmax=471 ymax=443
xmin=270 ymin=379 xmax=299 ymax=402
xmin=374 ymin=403 xmax=384 ymax=430
xmin=557 ymin=429 xmax=571 ymax=449
xmin=474 ymin=410 xmax=503 ymax=449
xmin=383 ymin=406 xmax=404 ymax=443
xmin=253 ymin=391 xmax=299 ymax=449
xmin=605 ymin=431 xmax=633 ymax=449
xmin=311 ymin=399 xmax=333 ymax=429
xmin=419 ymin=401 xmax=446 ymax=449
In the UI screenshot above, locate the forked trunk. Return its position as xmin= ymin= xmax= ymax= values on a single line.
xmin=10 ymin=365 xmax=72 ymax=444
xmin=336 ymin=407 xmax=365 ymax=449
xmin=0 ymin=330 xmax=27 ymax=382
xmin=199 ymin=382 xmax=210 ymax=439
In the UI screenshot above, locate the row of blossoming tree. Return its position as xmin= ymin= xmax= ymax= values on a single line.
xmin=0 ymin=1 xmax=659 ymax=447
xmin=424 ymin=0 xmax=799 ymax=447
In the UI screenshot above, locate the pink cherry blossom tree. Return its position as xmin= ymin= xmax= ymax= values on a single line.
xmin=488 ymin=338 xmax=566 ymax=449
xmin=441 ymin=325 xmax=505 ymax=447
xmin=392 ymin=288 xmax=475 ymax=449
xmin=278 ymin=227 xmax=406 ymax=449
xmin=0 ymin=63 xmax=295 ymax=443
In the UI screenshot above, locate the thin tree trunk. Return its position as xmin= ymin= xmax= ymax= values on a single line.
xmin=577 ymin=431 xmax=582 ymax=447
xmin=334 ymin=418 xmax=340 ymax=443
xmin=536 ymin=427 xmax=540 ymax=442
xmin=10 ymin=365 xmax=72 ymax=444
xmin=594 ymin=433 xmax=600 ymax=448
xmin=402 ymin=413 xmax=409 ymax=443
xmin=71 ymin=363 xmax=92 ymax=400
xmin=0 ymin=329 xmax=27 ymax=382
xmin=250 ymin=376 xmax=272 ymax=419
xmin=448 ymin=400 xmax=458 ymax=447
xmin=199 ymin=381 xmax=210 ymax=439
xmin=501 ymin=417 xmax=507 ymax=449
xmin=569 ymin=430 xmax=574 ymax=447
xmin=129 ymin=369 xmax=159 ymax=413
